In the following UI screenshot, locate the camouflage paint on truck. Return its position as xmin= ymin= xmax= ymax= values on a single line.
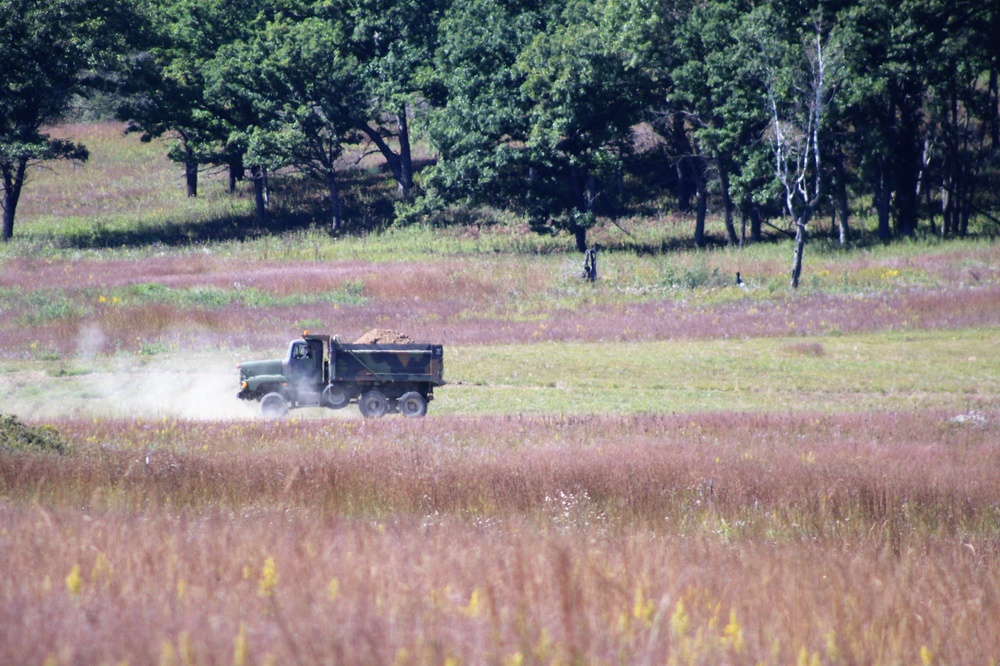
xmin=237 ymin=334 xmax=444 ymax=418
xmin=332 ymin=345 xmax=443 ymax=383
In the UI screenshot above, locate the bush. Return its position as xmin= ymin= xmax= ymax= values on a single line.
xmin=0 ymin=414 xmax=69 ymax=455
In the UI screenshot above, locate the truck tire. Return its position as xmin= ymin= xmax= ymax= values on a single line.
xmin=322 ymin=384 xmax=351 ymax=409
xmin=260 ymin=392 xmax=289 ymax=419
xmin=398 ymin=391 xmax=428 ymax=418
xmin=358 ymin=390 xmax=389 ymax=418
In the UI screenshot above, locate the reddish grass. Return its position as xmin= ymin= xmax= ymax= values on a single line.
xmin=5 ymin=412 xmax=995 ymax=535
xmin=0 ymin=257 xmax=373 ymax=292
xmin=2 ymin=509 xmax=996 ymax=665
xmin=1 ymin=250 xmax=999 ymax=357
xmin=2 ymin=412 xmax=999 ymax=664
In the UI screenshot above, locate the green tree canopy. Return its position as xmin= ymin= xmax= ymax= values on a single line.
xmin=516 ymin=0 xmax=655 ymax=250
xmin=225 ymin=13 xmax=363 ymax=230
xmin=418 ymin=0 xmax=545 ymax=209
xmin=1 ymin=0 xmax=144 ymax=240
xmin=116 ymin=0 xmax=267 ymax=198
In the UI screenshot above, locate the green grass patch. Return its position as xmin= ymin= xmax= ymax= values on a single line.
xmin=3 ymin=328 xmax=995 ymax=420
xmin=1 ymin=288 xmax=87 ymax=325
xmin=124 ymin=281 xmax=368 ymax=308
xmin=437 ymin=328 xmax=1000 ymax=415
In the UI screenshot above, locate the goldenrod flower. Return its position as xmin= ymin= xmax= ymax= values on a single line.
xmin=633 ymin=586 xmax=654 ymax=626
xmin=258 ymin=557 xmax=278 ymax=598
xmin=91 ymin=552 xmax=112 ymax=589
xmin=461 ymin=588 xmax=483 ymax=617
xmin=179 ymin=632 xmax=194 ymax=666
xmin=723 ymin=609 xmax=745 ymax=653
xmin=233 ymin=623 xmax=249 ymax=666
xmin=670 ymin=599 xmax=689 ymax=638
xmin=160 ymin=641 xmax=177 ymax=666
xmin=504 ymin=653 xmax=524 ymax=666
xmin=65 ymin=564 xmax=82 ymax=596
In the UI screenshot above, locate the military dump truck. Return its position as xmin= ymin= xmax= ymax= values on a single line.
xmin=237 ymin=333 xmax=444 ymax=418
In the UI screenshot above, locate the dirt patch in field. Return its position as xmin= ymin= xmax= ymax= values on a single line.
xmin=353 ymin=329 xmax=414 ymax=344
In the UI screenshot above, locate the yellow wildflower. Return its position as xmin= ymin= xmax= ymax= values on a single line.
xmin=461 ymin=588 xmax=483 ymax=617
xmin=233 ymin=623 xmax=249 ymax=666
xmin=179 ymin=632 xmax=194 ymax=666
xmin=91 ymin=552 xmax=112 ymax=589
xmin=258 ymin=556 xmax=278 ymax=598
xmin=670 ymin=599 xmax=689 ymax=638
xmin=825 ymin=631 xmax=840 ymax=662
xmin=633 ymin=586 xmax=654 ymax=626
xmin=723 ymin=609 xmax=745 ymax=653
xmin=160 ymin=641 xmax=177 ymax=666
xmin=504 ymin=653 xmax=524 ymax=666
xmin=65 ymin=564 xmax=82 ymax=596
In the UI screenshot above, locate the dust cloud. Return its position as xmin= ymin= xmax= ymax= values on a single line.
xmin=0 ymin=330 xmax=370 ymax=422
xmin=0 ymin=354 xmax=262 ymax=421
xmin=89 ymin=363 xmax=262 ymax=420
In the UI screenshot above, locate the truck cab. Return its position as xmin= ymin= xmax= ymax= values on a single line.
xmin=284 ymin=337 xmax=326 ymax=389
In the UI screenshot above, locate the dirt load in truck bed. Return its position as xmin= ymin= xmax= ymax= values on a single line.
xmin=352 ymin=329 xmax=415 ymax=344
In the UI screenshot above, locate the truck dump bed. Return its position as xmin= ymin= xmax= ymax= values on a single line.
xmin=331 ymin=343 xmax=445 ymax=385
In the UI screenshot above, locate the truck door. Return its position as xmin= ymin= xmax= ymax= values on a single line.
xmin=287 ymin=340 xmax=323 ymax=386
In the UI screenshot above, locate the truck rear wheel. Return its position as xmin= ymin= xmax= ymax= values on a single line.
xmin=260 ymin=392 xmax=289 ymax=419
xmin=358 ymin=390 xmax=389 ymax=418
xmin=398 ymin=391 xmax=428 ymax=418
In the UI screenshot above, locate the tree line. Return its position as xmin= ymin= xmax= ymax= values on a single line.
xmin=3 ymin=0 xmax=999 ymax=276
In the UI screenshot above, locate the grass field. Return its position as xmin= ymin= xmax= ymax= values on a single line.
xmin=1 ymin=122 xmax=999 ymax=665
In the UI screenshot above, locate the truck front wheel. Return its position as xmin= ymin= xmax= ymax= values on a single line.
xmin=358 ymin=390 xmax=389 ymax=418
xmin=398 ymin=391 xmax=428 ymax=418
xmin=260 ymin=392 xmax=289 ymax=419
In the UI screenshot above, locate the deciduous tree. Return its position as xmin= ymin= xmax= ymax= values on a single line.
xmin=664 ymin=0 xmax=768 ymax=247
xmin=516 ymin=0 xmax=654 ymax=251
xmin=233 ymin=14 xmax=363 ymax=231
xmin=117 ymin=0 xmax=265 ymax=199
xmin=0 ymin=0 xmax=142 ymax=241
xmin=419 ymin=0 xmax=544 ymax=209
xmin=746 ymin=4 xmax=842 ymax=288
xmin=347 ymin=0 xmax=449 ymax=197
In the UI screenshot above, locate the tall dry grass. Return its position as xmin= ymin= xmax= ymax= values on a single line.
xmin=6 ymin=412 xmax=998 ymax=538
xmin=3 ymin=506 xmax=995 ymax=665
xmin=2 ymin=412 xmax=998 ymax=663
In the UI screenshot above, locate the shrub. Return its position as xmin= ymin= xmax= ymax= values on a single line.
xmin=0 ymin=414 xmax=69 ymax=455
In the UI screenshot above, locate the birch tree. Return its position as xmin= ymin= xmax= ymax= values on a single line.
xmin=746 ymin=8 xmax=841 ymax=287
